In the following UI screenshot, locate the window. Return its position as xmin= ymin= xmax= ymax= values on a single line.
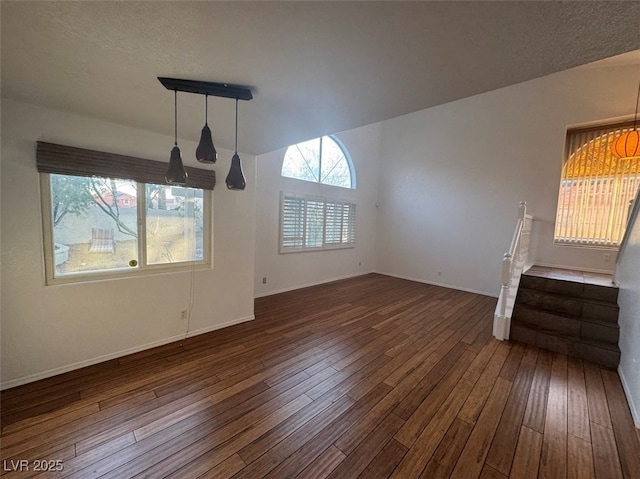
xmin=280 ymin=192 xmax=356 ymax=253
xmin=281 ymin=136 xmax=355 ymax=188
xmin=38 ymin=142 xmax=214 ymax=283
xmin=554 ymin=121 xmax=640 ymax=247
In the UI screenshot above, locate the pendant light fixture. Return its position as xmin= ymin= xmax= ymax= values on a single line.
xmin=165 ymin=89 xmax=188 ymax=185
xmin=226 ymin=99 xmax=246 ymax=190
xmin=158 ymin=77 xmax=252 ymax=189
xmin=196 ymin=94 xmax=218 ymax=163
xmin=611 ymin=81 xmax=640 ymax=159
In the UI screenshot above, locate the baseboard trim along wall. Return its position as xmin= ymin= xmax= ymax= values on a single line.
xmin=0 ymin=315 xmax=255 ymax=391
xmin=619 ymin=365 xmax=640 ymax=429
xmin=377 ymin=271 xmax=499 ymax=298
xmin=256 ymin=271 xmax=497 ymax=300
xmin=254 ymin=272 xmax=373 ymax=298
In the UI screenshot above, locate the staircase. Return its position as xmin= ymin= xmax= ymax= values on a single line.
xmin=510 ymin=265 xmax=620 ymax=369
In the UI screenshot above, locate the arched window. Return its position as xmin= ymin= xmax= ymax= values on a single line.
xmin=555 ymin=121 xmax=640 ymax=247
xmin=281 ymin=136 xmax=355 ymax=189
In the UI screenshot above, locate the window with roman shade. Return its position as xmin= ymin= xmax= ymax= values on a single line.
xmin=37 ymin=142 xmax=215 ymax=284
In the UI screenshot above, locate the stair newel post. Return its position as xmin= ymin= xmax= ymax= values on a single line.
xmin=499 ymin=253 xmax=512 ymax=318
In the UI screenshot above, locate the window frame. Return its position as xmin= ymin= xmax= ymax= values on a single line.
xmin=554 ymin=120 xmax=640 ymax=249
xmin=279 ymin=191 xmax=356 ymax=254
xmin=281 ymin=135 xmax=356 ymax=189
xmin=40 ymin=173 xmax=213 ymax=285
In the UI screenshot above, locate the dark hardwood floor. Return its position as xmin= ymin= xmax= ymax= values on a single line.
xmin=1 ymin=273 xmax=638 ymax=478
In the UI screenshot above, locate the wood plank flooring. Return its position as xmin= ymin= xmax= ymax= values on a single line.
xmin=1 ymin=273 xmax=638 ymax=478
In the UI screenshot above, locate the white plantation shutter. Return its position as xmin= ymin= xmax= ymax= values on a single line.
xmin=281 ymin=194 xmax=305 ymax=249
xmin=305 ymin=198 xmax=325 ymax=248
xmin=280 ymin=192 xmax=356 ymax=252
xmin=325 ymin=201 xmax=343 ymax=245
xmin=555 ymin=121 xmax=640 ymax=247
xmin=343 ymin=202 xmax=356 ymax=245
xmin=325 ymin=200 xmax=356 ymax=247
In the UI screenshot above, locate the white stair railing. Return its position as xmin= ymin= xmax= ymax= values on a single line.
xmin=493 ymin=201 xmax=534 ymax=341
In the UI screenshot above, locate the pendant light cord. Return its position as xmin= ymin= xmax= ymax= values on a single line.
xmin=235 ymin=99 xmax=238 ymax=153
xmin=205 ymin=94 xmax=208 ymax=126
xmin=174 ymin=89 xmax=178 ymax=146
xmin=634 ymin=81 xmax=640 ymax=131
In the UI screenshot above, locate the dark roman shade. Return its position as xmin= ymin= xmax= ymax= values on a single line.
xmin=36 ymin=142 xmax=216 ymax=190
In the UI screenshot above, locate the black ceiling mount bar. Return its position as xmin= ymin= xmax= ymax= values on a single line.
xmin=158 ymin=77 xmax=253 ymax=101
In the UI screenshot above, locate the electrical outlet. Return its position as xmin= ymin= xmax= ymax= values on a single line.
xmin=262 ymin=277 xmax=267 ymax=284
xmin=604 ymin=253 xmax=611 ymax=262
xmin=180 ymin=309 xmax=188 ymax=319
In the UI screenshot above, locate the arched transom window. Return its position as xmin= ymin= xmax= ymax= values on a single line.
xmin=281 ymin=136 xmax=355 ymax=189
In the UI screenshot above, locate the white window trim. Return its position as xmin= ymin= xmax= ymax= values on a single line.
xmin=554 ymin=120 xmax=639 ymax=248
xmin=281 ymin=135 xmax=357 ymax=189
xmin=279 ymin=191 xmax=356 ymax=254
xmin=40 ymin=174 xmax=213 ymax=285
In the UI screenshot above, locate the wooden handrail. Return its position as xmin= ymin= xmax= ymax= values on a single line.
xmin=494 ymin=201 xmax=533 ymax=340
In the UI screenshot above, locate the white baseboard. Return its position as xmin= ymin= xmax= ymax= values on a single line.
xmin=618 ymin=365 xmax=640 ymax=429
xmin=255 ymin=271 xmax=497 ymax=300
xmin=376 ymin=271 xmax=499 ymax=298
xmin=0 ymin=315 xmax=255 ymax=391
xmin=254 ymin=272 xmax=373 ymax=298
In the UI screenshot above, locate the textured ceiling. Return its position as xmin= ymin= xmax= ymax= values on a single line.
xmin=2 ymin=1 xmax=639 ymax=156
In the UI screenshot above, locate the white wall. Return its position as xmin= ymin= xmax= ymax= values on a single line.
xmin=4 ymin=60 xmax=639 ymax=389
xmin=254 ymin=124 xmax=381 ymax=296
xmin=615 ymin=203 xmax=640 ymax=427
xmin=375 ymin=62 xmax=639 ymax=296
xmin=0 ymin=99 xmax=256 ymax=388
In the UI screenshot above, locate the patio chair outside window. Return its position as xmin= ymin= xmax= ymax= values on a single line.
xmin=89 ymin=228 xmax=115 ymax=254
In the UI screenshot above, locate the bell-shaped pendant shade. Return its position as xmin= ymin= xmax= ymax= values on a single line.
xmin=225 ymin=153 xmax=246 ymax=190
xmin=196 ymin=123 xmax=217 ymax=163
xmin=611 ymin=130 xmax=640 ymax=159
xmin=165 ymin=145 xmax=188 ymax=185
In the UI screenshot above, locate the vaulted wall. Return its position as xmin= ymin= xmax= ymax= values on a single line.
xmin=375 ymin=62 xmax=638 ymax=295
xmin=2 ymin=57 xmax=638 ymax=393
xmin=1 ymin=99 xmax=256 ymax=387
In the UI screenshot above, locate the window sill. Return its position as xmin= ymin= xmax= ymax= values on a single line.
xmin=46 ymin=261 xmax=212 ymax=286
xmin=279 ymin=244 xmax=355 ymax=254
xmin=553 ymin=241 xmax=619 ymax=251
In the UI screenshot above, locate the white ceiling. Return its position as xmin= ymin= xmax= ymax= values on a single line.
xmin=2 ymin=1 xmax=639 ymax=156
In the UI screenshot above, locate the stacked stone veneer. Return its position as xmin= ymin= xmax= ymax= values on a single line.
xmin=511 ymin=273 xmax=620 ymax=368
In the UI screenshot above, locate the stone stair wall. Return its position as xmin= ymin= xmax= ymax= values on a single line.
xmin=510 ymin=271 xmax=620 ymax=368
